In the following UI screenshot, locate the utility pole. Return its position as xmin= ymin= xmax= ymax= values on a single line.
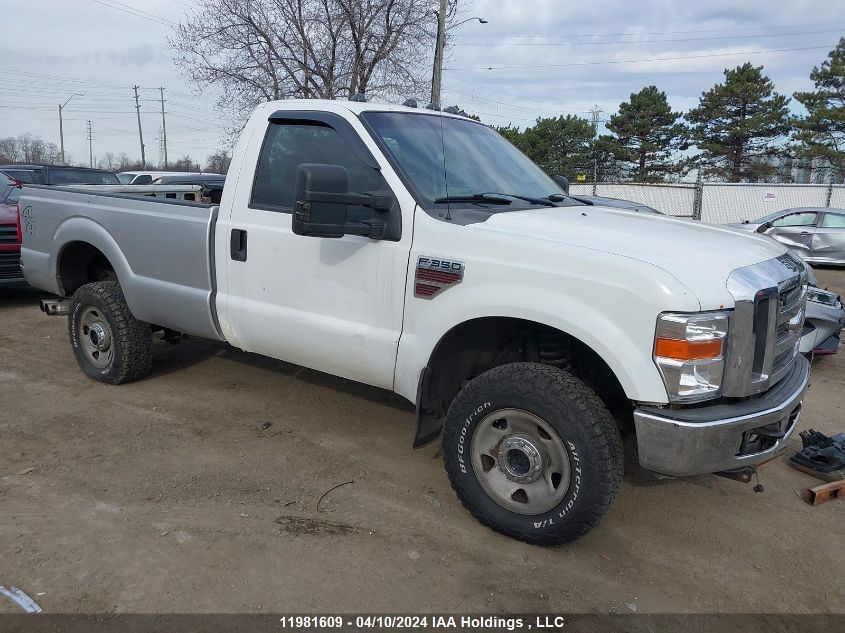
xmin=429 ymin=6 xmax=487 ymax=106
xmin=86 ymin=120 xmax=93 ymax=168
xmin=133 ymin=85 xmax=146 ymax=169
xmin=429 ymin=0 xmax=447 ymax=106
xmin=159 ymin=87 xmax=168 ymax=169
xmin=58 ymin=93 xmax=83 ymax=165
xmin=589 ymin=105 xmax=603 ymax=191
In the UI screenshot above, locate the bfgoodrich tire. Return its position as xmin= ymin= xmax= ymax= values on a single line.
xmin=442 ymin=362 xmax=623 ymax=545
xmin=68 ymin=281 xmax=152 ymax=384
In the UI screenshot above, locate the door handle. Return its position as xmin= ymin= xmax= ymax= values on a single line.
xmin=230 ymin=229 xmax=247 ymax=261
xmin=800 ymin=231 xmax=811 ymax=236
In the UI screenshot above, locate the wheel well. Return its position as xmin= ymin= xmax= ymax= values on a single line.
xmin=415 ymin=317 xmax=632 ymax=446
xmin=58 ymin=242 xmax=117 ymax=296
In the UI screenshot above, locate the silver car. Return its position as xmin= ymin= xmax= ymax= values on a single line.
xmin=730 ymin=207 xmax=845 ymax=265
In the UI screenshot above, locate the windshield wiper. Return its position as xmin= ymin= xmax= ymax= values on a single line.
xmin=483 ymin=192 xmax=557 ymax=207
xmin=434 ymin=192 xmax=557 ymax=207
xmin=434 ymin=193 xmax=512 ymax=205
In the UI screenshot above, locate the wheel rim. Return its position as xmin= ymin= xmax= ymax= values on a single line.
xmin=470 ymin=408 xmax=571 ymax=515
xmin=79 ymin=307 xmax=114 ymax=369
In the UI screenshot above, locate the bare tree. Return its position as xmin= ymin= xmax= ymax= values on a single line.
xmin=205 ymin=150 xmax=233 ymax=174
xmin=171 ymin=155 xmax=200 ymax=172
xmin=0 ymin=133 xmax=61 ymax=164
xmin=169 ymin=0 xmax=435 ymax=120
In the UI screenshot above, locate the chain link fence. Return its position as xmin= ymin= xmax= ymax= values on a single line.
xmin=569 ymin=182 xmax=845 ymax=224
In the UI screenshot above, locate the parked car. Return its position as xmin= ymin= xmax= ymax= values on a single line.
xmin=801 ymin=269 xmax=844 ymax=355
xmin=0 ymin=171 xmax=24 ymax=287
xmin=0 ymin=164 xmax=120 ymax=186
xmin=21 ymin=99 xmax=811 ymax=545
xmin=729 ymin=207 xmax=845 ymax=265
xmin=117 ymin=171 xmax=202 ymax=185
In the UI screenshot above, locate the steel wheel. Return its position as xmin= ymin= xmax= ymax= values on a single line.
xmin=79 ymin=306 xmax=114 ymax=369
xmin=470 ymin=408 xmax=571 ymax=515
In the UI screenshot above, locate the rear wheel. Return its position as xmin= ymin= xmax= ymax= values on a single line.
xmin=68 ymin=281 xmax=152 ymax=384
xmin=442 ymin=362 xmax=623 ymax=545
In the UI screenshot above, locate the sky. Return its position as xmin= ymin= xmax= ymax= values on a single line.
xmin=1 ymin=0 xmax=842 ymax=168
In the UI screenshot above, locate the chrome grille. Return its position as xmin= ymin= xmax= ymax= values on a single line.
xmin=724 ymin=253 xmax=807 ymax=398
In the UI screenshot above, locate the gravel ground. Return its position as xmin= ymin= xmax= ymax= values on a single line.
xmin=0 ymin=269 xmax=843 ymax=614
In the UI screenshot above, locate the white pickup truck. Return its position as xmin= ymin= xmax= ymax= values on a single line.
xmin=20 ymin=99 xmax=810 ymax=545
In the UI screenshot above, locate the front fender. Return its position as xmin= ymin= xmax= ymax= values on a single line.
xmin=395 ymin=252 xmax=701 ymax=407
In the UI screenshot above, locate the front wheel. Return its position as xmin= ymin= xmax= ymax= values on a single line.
xmin=68 ymin=281 xmax=152 ymax=384
xmin=442 ymin=362 xmax=623 ymax=545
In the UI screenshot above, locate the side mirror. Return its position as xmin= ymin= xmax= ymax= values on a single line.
xmin=292 ymin=163 xmax=393 ymax=239
xmin=756 ymin=222 xmax=770 ymax=233
xmin=553 ymin=174 xmax=570 ymax=194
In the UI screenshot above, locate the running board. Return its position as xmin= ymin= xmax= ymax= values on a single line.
xmin=40 ymin=299 xmax=70 ymax=316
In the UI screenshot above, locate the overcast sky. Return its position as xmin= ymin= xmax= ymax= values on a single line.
xmin=1 ymin=0 xmax=842 ymax=167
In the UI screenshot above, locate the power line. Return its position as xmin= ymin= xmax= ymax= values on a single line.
xmin=454 ymin=28 xmax=844 ymax=46
xmin=90 ymin=0 xmax=174 ymax=26
xmin=449 ymin=44 xmax=837 ymax=70
xmin=451 ymin=20 xmax=845 ymax=38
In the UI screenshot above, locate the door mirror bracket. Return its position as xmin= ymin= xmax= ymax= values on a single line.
xmin=292 ymin=163 xmax=399 ymax=240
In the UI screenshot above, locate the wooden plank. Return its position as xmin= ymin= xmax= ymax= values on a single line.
xmin=801 ymin=480 xmax=845 ymax=506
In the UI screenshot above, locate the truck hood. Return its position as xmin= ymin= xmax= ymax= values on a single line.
xmin=471 ymin=205 xmax=788 ymax=309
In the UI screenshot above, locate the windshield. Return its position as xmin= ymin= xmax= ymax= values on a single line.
xmin=362 ymin=112 xmax=569 ymax=211
xmin=49 ymin=169 xmax=120 ymax=185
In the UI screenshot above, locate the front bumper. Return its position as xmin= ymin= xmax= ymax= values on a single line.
xmin=633 ymin=355 xmax=810 ymax=477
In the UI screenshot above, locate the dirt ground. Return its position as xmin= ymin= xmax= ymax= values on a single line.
xmin=1 ymin=269 xmax=844 ymax=615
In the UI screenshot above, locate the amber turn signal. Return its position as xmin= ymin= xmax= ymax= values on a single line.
xmin=654 ymin=338 xmax=723 ymax=361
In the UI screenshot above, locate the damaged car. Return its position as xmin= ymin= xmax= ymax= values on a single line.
xmin=729 ymin=207 xmax=845 ymax=266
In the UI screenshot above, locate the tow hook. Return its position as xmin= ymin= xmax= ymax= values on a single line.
xmin=717 ymin=466 xmax=765 ymax=492
xmin=40 ymin=299 xmax=69 ymax=316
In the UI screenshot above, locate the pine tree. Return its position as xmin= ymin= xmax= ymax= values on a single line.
xmin=793 ymin=37 xmax=845 ymax=179
xmin=686 ymin=63 xmax=792 ymax=182
xmin=520 ymin=115 xmax=595 ymax=178
xmin=605 ymin=85 xmax=687 ymax=181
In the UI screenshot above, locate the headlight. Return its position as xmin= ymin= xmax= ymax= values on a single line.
xmin=807 ymin=287 xmax=840 ymax=307
xmin=653 ymin=311 xmax=729 ymax=403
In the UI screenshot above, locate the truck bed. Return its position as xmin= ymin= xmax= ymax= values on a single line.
xmin=20 ymin=185 xmax=222 ymax=340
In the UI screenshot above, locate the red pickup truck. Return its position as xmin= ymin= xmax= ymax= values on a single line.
xmin=0 ymin=171 xmax=24 ymax=287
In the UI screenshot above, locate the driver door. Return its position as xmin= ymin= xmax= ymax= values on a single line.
xmin=763 ymin=210 xmax=819 ymax=258
xmin=220 ymin=114 xmax=411 ymax=390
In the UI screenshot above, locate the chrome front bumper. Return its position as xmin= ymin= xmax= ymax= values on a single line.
xmin=633 ymin=355 xmax=810 ymax=477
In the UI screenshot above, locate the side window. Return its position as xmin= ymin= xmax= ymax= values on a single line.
xmin=135 ymin=175 xmax=153 ymax=185
xmin=820 ymin=213 xmax=845 ymax=228
xmin=771 ymin=212 xmax=817 ymax=227
xmin=251 ymin=120 xmax=386 ymax=212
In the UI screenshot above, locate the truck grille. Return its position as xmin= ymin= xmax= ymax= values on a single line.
xmin=724 ymin=253 xmax=808 ymax=398
xmin=0 ymin=224 xmax=17 ymax=244
xmin=0 ymin=251 xmax=23 ymax=280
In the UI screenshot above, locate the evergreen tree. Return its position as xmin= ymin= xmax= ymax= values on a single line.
xmin=686 ymin=63 xmax=792 ymax=182
xmin=794 ymin=37 xmax=845 ymax=178
xmin=605 ymin=85 xmax=687 ymax=181
xmin=519 ymin=115 xmax=595 ymax=178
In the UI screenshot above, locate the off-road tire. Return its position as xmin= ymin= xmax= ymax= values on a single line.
xmin=442 ymin=362 xmax=623 ymax=545
xmin=68 ymin=281 xmax=152 ymax=384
